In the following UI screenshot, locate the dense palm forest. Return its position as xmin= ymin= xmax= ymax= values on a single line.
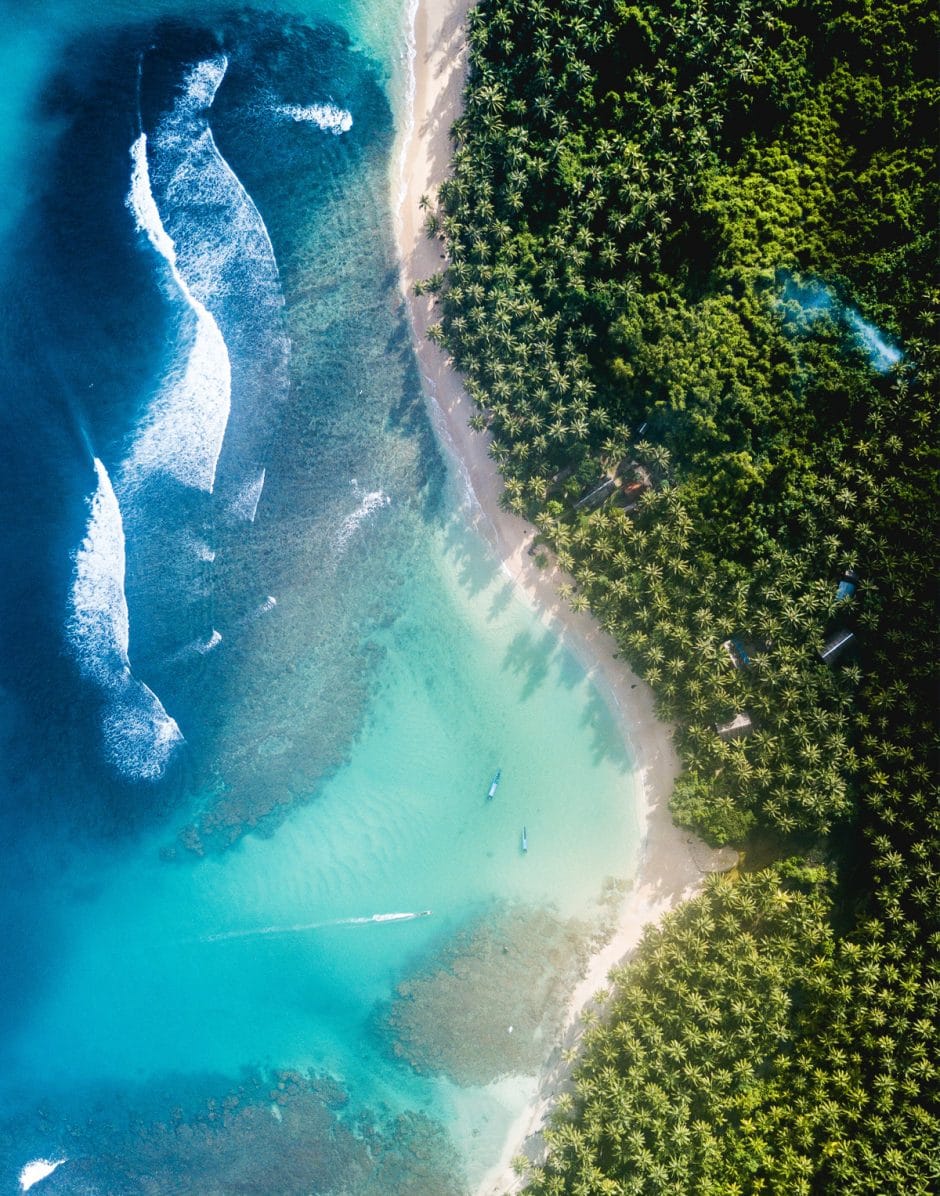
xmin=421 ymin=0 xmax=939 ymax=1190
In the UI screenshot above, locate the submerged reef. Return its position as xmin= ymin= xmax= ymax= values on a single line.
xmin=379 ymin=905 xmax=597 ymax=1086
xmin=0 ymin=1069 xmax=464 ymax=1196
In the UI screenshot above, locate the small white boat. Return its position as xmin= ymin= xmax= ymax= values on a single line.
xmin=521 ymin=826 xmax=528 ymax=854
xmin=487 ymin=768 xmax=501 ymax=799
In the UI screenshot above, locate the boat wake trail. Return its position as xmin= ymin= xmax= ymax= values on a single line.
xmin=203 ymin=910 xmax=432 ymax=942
xmin=67 ymin=459 xmax=183 ymax=781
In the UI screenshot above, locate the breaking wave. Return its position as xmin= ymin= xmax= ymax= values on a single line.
xmin=151 ymin=57 xmax=289 ymax=487
xmin=124 ymin=132 xmax=231 ymax=495
xmin=168 ymin=628 xmax=222 ymax=664
xmin=247 ymin=595 xmax=277 ymax=620
xmin=67 ymin=459 xmax=183 ymax=781
xmin=68 ymin=459 xmax=132 ymax=685
xmin=127 ymin=55 xmax=289 ymax=511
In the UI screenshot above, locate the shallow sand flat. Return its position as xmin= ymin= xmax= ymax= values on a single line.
xmin=393 ymin=1 xmax=737 ymax=1189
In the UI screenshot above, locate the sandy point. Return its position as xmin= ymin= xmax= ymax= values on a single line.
xmin=393 ymin=1 xmax=737 ymax=1191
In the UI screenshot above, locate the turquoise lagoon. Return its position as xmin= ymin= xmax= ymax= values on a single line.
xmin=0 ymin=1 xmax=641 ymax=1190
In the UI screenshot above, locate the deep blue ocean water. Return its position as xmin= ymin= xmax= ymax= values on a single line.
xmin=0 ymin=4 xmax=640 ymax=1191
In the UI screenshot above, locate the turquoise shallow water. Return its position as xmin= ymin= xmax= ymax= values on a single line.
xmin=3 ymin=490 xmax=640 ymax=1187
xmin=0 ymin=1 xmax=641 ymax=1190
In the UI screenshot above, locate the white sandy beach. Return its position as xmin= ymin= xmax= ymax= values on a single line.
xmin=393 ymin=1 xmax=737 ymax=1189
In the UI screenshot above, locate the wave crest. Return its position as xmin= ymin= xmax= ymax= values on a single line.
xmin=124 ymin=133 xmax=232 ymax=495
xmin=68 ymin=460 xmax=183 ymax=781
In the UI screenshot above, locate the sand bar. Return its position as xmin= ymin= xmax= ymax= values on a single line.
xmin=393 ymin=1 xmax=737 ymax=1189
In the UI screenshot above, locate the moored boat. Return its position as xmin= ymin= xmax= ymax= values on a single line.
xmin=521 ymin=826 xmax=528 ymax=853
xmin=487 ymin=768 xmax=501 ymax=799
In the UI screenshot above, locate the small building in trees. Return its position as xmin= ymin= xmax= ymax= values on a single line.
xmin=720 ymin=637 xmax=757 ymax=669
xmin=616 ymin=461 xmax=651 ymax=511
xmin=574 ymin=476 xmax=618 ymax=510
xmin=835 ymin=567 xmax=860 ymax=602
xmin=715 ymin=712 xmax=754 ymax=741
xmin=546 ymin=465 xmax=574 ymax=495
xmin=619 ymin=479 xmax=650 ymax=511
xmin=819 ymin=628 xmax=855 ymax=665
xmin=571 ymin=460 xmax=651 ymax=511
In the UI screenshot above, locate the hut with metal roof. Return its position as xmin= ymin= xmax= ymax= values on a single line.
xmin=715 ymin=712 xmax=754 ymax=741
xmin=819 ymin=628 xmax=855 ymax=665
xmin=835 ymin=567 xmax=860 ymax=603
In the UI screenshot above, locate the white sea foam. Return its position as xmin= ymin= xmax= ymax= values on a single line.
xmin=276 ymin=102 xmax=352 ymax=134
xmin=230 ymin=595 xmax=278 ymax=632
xmin=179 ymin=56 xmax=228 ymax=111
xmin=231 ymin=467 xmax=266 ymax=522
xmin=200 ymin=628 xmax=222 ymax=652
xmin=160 ymin=59 xmax=284 ymax=310
xmin=125 ymin=133 xmax=231 ymax=495
xmin=68 ymin=458 xmax=132 ymax=682
xmin=19 ymin=1158 xmax=66 ymax=1192
xmin=126 ymin=54 xmax=291 ymax=503
xmin=68 ymin=460 xmax=183 ymax=781
xmin=335 ymin=488 xmax=391 ymax=549
xmin=101 ymin=676 xmax=184 ymax=781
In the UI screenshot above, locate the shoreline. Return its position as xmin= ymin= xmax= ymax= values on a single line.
xmin=391 ymin=1 xmax=737 ymax=1191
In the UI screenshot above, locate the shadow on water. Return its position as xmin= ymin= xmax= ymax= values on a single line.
xmin=385 ymin=319 xmax=445 ymax=505
xmin=441 ymin=514 xmax=494 ymax=600
xmin=500 ymin=628 xmax=631 ymax=769
xmin=501 ymin=627 xmax=559 ymax=703
xmin=487 ymin=578 xmax=515 ymax=621
xmin=579 ymin=684 xmax=632 ymax=772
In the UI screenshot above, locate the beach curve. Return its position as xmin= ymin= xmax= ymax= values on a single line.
xmin=392 ymin=0 xmax=738 ymax=1191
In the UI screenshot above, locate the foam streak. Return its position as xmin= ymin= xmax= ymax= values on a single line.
xmin=276 ymin=102 xmax=352 ymax=134
xmin=335 ymin=488 xmax=391 ymax=550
